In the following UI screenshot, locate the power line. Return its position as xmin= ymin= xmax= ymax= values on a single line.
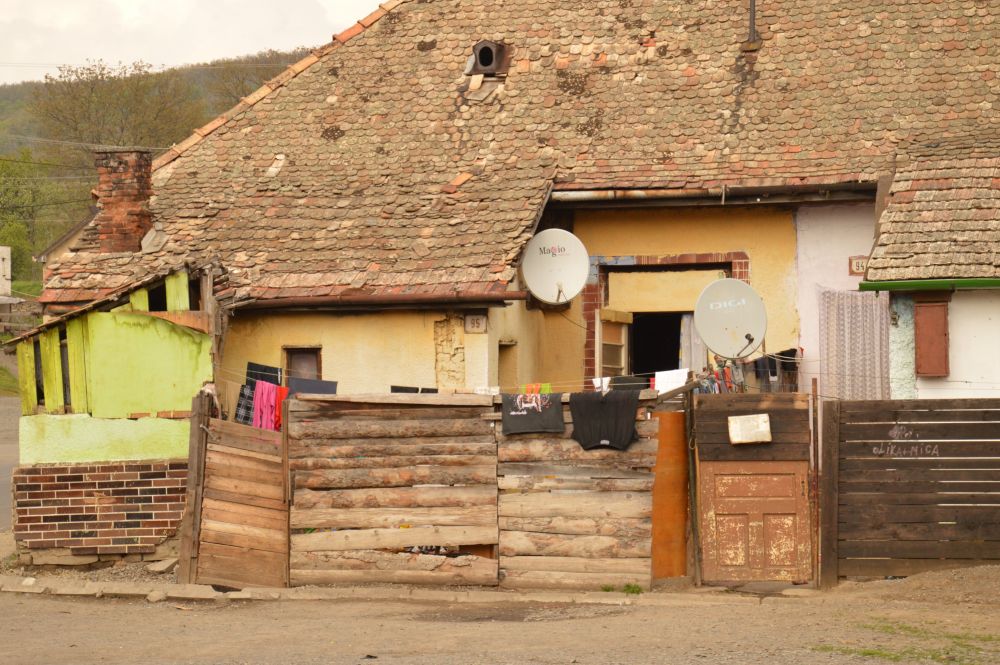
xmin=1 ymin=134 xmax=170 ymax=151
xmin=0 ymin=157 xmax=91 ymax=170
xmin=0 ymin=61 xmax=301 ymax=70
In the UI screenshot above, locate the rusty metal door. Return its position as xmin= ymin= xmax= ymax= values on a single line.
xmin=699 ymin=461 xmax=812 ymax=583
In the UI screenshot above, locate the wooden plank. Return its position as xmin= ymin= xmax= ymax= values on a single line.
xmin=292 ymin=406 xmax=491 ymax=420
xmin=292 ymin=525 xmax=498 ymax=552
xmin=499 ymin=491 xmax=652 ymax=519
xmin=289 ymin=441 xmax=496 ymax=460
xmin=289 ymin=454 xmax=496 ymax=471
xmin=696 ymin=419 xmax=811 ymax=434
xmin=840 ymin=458 xmax=1000 ymax=471
xmin=200 ymin=519 xmax=287 ymax=554
xmin=840 ymin=480 xmax=1000 ymax=493
xmin=820 ymin=400 xmax=839 ymax=589
xmin=205 ymin=461 xmax=283 ymax=485
xmin=497 ymin=463 xmax=651 ymax=479
xmin=498 ymin=476 xmax=653 ymax=491
xmin=205 ymin=475 xmax=284 ymax=501
xmin=291 ymin=564 xmax=498 ymax=586
xmin=498 ymin=531 xmax=651 ymax=558
xmin=839 ymin=492 xmax=1000 ymax=506
xmin=205 ymin=449 xmax=282 ymax=473
xmin=500 ymin=570 xmax=649 ymax=591
xmin=293 ymin=486 xmax=498 ymax=509
xmin=694 ymin=394 xmax=810 ymax=411
xmin=839 ymin=468 xmax=1000 ymax=482
xmin=293 ymin=393 xmax=495 ymax=406
xmin=207 ymin=443 xmax=282 ymax=463
xmin=841 ymin=409 xmax=1000 ymax=423
xmin=841 ymin=422 xmax=1000 ymax=441
xmin=840 ymin=398 xmax=1000 ymax=412
xmin=178 ymin=393 xmax=210 ymax=584
xmin=696 ymin=432 xmax=812 ymax=445
xmin=840 ymin=442 xmax=1000 ymax=457
xmin=839 ymin=540 xmax=1000 ymax=559
xmin=294 ymin=465 xmax=497 ymax=490
xmin=197 ymin=542 xmax=287 ymax=589
xmin=212 ymin=418 xmax=282 ymax=444
xmin=291 ymin=505 xmax=497 ymax=529
xmin=203 ymin=488 xmax=287 ymax=511
xmin=496 ymin=420 xmax=658 ymax=442
xmin=289 ymin=418 xmax=492 ymax=440
xmin=289 ymin=550 xmax=497 ymax=586
xmin=837 ymin=558 xmax=999 ymax=577
xmin=837 ymin=504 xmax=1000 ymax=524
xmin=202 ymin=504 xmax=288 ymax=532
xmin=696 ymin=442 xmax=810 ymax=462
xmin=497 ymin=439 xmax=657 ymax=466
xmin=498 ymin=516 xmax=652 ymax=538
xmin=838 ymin=522 xmax=1000 ymax=541
xmin=501 ymin=556 xmax=650 ymax=574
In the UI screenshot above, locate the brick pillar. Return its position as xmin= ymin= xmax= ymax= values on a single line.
xmin=93 ymin=150 xmax=153 ymax=253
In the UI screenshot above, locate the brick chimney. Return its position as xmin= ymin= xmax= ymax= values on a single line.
xmin=92 ymin=150 xmax=153 ymax=253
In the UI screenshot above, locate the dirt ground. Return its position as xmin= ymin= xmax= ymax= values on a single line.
xmin=2 ymin=568 xmax=1000 ymax=665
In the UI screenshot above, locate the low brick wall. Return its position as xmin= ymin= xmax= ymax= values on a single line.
xmin=12 ymin=460 xmax=187 ymax=556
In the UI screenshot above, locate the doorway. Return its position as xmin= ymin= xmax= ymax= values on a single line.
xmin=630 ymin=313 xmax=682 ymax=376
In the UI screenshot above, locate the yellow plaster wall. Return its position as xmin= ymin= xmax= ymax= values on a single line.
xmin=607 ymin=270 xmax=727 ymax=313
xmin=530 ymin=206 xmax=800 ymax=385
xmin=221 ymin=310 xmax=493 ymax=412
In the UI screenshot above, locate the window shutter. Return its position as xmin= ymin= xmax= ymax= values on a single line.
xmin=914 ymin=300 xmax=949 ymax=377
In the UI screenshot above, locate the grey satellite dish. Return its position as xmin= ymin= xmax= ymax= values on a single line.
xmin=520 ymin=229 xmax=590 ymax=305
xmin=694 ymin=279 xmax=767 ymax=359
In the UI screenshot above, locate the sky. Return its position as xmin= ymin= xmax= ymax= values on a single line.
xmin=0 ymin=0 xmax=383 ymax=85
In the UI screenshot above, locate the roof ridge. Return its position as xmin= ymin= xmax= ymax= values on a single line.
xmin=151 ymin=0 xmax=410 ymax=172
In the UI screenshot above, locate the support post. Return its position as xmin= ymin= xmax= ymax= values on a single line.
xmin=819 ymin=399 xmax=840 ymax=589
xmin=177 ymin=392 xmax=211 ymax=584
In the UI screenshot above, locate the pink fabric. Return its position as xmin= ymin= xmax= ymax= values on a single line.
xmin=252 ymin=380 xmax=278 ymax=431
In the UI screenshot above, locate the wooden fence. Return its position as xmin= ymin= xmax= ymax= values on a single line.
xmin=496 ymin=393 xmax=659 ymax=591
xmin=179 ymin=396 xmax=289 ymax=588
xmin=287 ymin=394 xmax=500 ymax=586
xmin=822 ymin=399 xmax=1000 ymax=583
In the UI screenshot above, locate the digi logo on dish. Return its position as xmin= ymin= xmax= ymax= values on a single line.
xmin=709 ymin=298 xmax=748 ymax=310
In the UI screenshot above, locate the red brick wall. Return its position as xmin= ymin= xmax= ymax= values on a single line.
xmin=93 ymin=150 xmax=153 ymax=253
xmin=12 ymin=460 xmax=187 ymax=555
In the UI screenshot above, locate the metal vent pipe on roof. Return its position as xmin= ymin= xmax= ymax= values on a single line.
xmin=748 ymin=0 xmax=759 ymax=43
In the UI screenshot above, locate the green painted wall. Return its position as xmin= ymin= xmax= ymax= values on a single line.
xmin=86 ymin=312 xmax=212 ymax=419
xmin=66 ymin=318 xmax=89 ymax=414
xmin=129 ymin=288 xmax=149 ymax=312
xmin=39 ymin=328 xmax=64 ymax=414
xmin=19 ymin=415 xmax=189 ymax=464
xmin=165 ymin=271 xmax=190 ymax=312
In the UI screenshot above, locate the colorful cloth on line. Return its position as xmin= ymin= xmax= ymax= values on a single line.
xmin=274 ymin=386 xmax=290 ymax=430
xmin=569 ymin=389 xmax=641 ymax=451
xmin=246 ymin=362 xmax=281 ymax=388
xmin=234 ymin=384 xmax=255 ymax=425
xmin=500 ymin=392 xmax=565 ymax=435
xmin=252 ymin=380 xmax=279 ymax=431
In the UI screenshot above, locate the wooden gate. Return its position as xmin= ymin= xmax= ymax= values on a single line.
xmin=695 ymin=394 xmax=815 ymax=583
xmin=179 ymin=397 xmax=289 ymax=588
xmin=822 ymin=399 xmax=1000 ymax=583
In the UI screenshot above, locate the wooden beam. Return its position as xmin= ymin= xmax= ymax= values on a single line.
xmin=819 ymin=400 xmax=840 ymax=589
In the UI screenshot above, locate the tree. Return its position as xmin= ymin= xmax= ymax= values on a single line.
xmin=200 ymin=48 xmax=312 ymax=109
xmin=30 ymin=61 xmax=208 ymax=162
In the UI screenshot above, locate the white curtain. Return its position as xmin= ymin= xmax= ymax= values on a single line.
xmin=818 ymin=289 xmax=891 ymax=400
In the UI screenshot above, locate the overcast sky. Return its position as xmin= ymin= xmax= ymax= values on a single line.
xmin=0 ymin=0 xmax=383 ymax=85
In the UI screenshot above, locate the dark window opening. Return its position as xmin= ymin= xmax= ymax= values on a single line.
xmin=147 ymin=283 xmax=167 ymax=312
xmin=630 ymin=313 xmax=683 ymax=377
xmin=471 ymin=40 xmax=508 ymax=76
xmin=33 ymin=338 xmax=44 ymax=406
xmin=59 ymin=328 xmax=71 ymax=408
xmin=477 ymin=46 xmax=494 ymax=68
xmin=285 ymin=347 xmax=321 ymax=383
xmin=188 ymin=278 xmax=202 ymax=311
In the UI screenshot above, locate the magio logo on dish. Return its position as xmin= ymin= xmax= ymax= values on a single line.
xmin=709 ymin=298 xmax=747 ymax=310
xmin=538 ymin=245 xmax=567 ymax=257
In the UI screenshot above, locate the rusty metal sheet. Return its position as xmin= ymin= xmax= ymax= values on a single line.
xmin=699 ymin=460 xmax=812 ymax=583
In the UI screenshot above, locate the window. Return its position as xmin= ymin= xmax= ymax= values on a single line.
xmin=147 ymin=283 xmax=167 ymax=312
xmin=914 ymin=294 xmax=950 ymax=377
xmin=285 ymin=347 xmax=321 ymax=384
xmin=33 ymin=338 xmax=44 ymax=406
xmin=59 ymin=328 xmax=71 ymax=409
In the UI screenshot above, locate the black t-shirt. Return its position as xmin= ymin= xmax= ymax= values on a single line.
xmin=569 ymin=390 xmax=641 ymax=450
xmin=501 ymin=393 xmax=566 ymax=435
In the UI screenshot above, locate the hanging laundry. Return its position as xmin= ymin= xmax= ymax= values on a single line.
xmin=274 ymin=386 xmax=290 ymax=430
xmin=234 ymin=384 xmax=255 ymax=425
xmin=518 ymin=383 xmax=553 ymax=395
xmin=569 ymin=390 xmax=641 ymax=451
xmin=252 ymin=380 xmax=279 ymax=431
xmin=246 ymin=362 xmax=281 ymax=388
xmin=591 ymin=377 xmax=611 ymax=392
xmin=653 ymin=369 xmax=689 ymax=395
xmin=287 ymin=377 xmax=338 ymax=396
xmin=610 ymin=375 xmax=649 ymax=390
xmin=501 ymin=392 xmax=566 ymax=435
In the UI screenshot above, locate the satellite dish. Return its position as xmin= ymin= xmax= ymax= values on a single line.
xmin=694 ymin=279 xmax=767 ymax=359
xmin=520 ymin=229 xmax=590 ymax=305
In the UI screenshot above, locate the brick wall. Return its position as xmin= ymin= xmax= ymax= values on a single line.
xmin=12 ymin=460 xmax=187 ymax=556
xmin=92 ymin=150 xmax=153 ymax=253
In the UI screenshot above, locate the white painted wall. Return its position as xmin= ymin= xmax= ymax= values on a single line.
xmin=888 ymin=295 xmax=917 ymax=399
xmin=915 ymin=290 xmax=1000 ymax=398
xmin=794 ymin=204 xmax=876 ymax=391
xmin=0 ymin=246 xmax=11 ymax=296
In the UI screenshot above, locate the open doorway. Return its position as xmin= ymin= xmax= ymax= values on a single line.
xmin=630 ymin=313 xmax=682 ymax=376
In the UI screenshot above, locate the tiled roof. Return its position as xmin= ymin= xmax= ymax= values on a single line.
xmin=866 ymin=130 xmax=1000 ymax=282
xmin=43 ymin=0 xmax=1000 ymax=304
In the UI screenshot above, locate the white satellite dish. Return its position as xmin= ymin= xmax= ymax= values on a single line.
xmin=694 ymin=279 xmax=767 ymax=359
xmin=520 ymin=229 xmax=590 ymax=305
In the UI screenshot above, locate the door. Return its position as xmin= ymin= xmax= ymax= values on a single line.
xmin=699 ymin=460 xmax=812 ymax=583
